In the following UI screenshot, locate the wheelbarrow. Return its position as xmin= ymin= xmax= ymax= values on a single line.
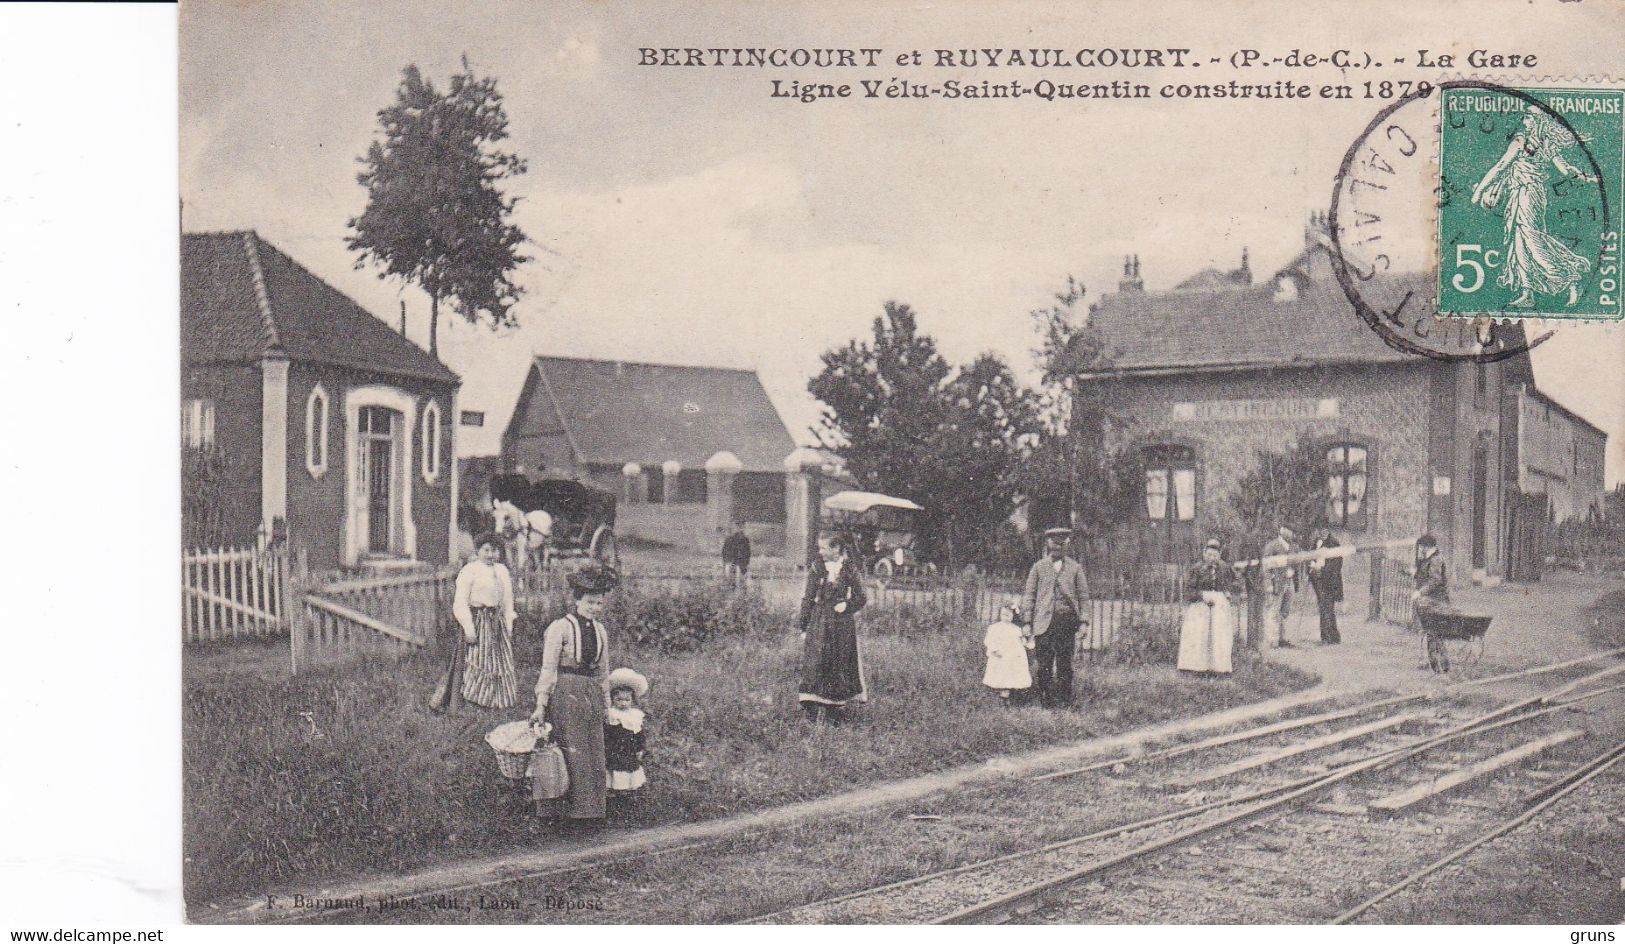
xmin=1416 ymin=608 xmax=1493 ymax=665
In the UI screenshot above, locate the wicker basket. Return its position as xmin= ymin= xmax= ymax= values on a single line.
xmin=485 ymin=719 xmax=548 ymax=781
xmin=492 ymin=747 xmax=531 ymax=780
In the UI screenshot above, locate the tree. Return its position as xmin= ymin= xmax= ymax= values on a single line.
xmin=348 ymin=60 xmax=529 ymax=354
xmin=1027 ymin=277 xmax=1143 ymax=545
xmin=1229 ymin=433 xmax=1330 ymax=540
xmin=808 ymin=302 xmax=1040 ymax=567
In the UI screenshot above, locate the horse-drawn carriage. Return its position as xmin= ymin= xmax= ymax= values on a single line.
xmin=489 ymin=474 xmax=619 ymax=571
xmin=821 ymin=490 xmax=933 ymax=578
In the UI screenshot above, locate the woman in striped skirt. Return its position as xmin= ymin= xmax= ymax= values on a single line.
xmin=452 ymin=533 xmax=519 ymax=709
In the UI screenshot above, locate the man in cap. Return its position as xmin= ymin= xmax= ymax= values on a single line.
xmin=1262 ymin=524 xmax=1300 ymax=648
xmin=1022 ymin=527 xmax=1090 ymax=707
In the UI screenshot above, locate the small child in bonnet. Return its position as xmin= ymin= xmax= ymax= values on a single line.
xmin=604 ymin=667 xmax=649 ymax=799
xmin=983 ymin=604 xmax=1034 ymax=706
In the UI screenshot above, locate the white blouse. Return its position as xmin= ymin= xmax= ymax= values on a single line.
xmin=452 ymin=560 xmax=515 ymax=635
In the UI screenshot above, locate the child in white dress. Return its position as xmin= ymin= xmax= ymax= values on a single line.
xmin=983 ymin=605 xmax=1034 ymax=705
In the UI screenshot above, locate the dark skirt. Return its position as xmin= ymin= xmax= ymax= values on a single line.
xmin=546 ymin=672 xmax=607 ymax=819
xmin=799 ymin=609 xmax=866 ymax=706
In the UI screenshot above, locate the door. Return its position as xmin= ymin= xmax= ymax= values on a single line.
xmin=359 ymin=406 xmax=398 ymax=555
xmin=1471 ymin=445 xmax=1488 ymax=570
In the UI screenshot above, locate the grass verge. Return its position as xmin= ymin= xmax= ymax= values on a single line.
xmin=184 ymin=602 xmax=1313 ymax=907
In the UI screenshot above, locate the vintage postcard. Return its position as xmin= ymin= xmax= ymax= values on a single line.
xmin=176 ymin=0 xmax=1625 ymax=928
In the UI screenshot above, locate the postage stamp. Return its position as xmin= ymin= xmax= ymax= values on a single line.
xmin=1437 ymin=86 xmax=1623 ymax=320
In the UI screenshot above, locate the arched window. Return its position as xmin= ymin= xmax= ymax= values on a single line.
xmin=305 ymin=385 xmax=328 ymax=478
xmin=421 ymin=399 xmax=442 ymax=484
xmin=1326 ymin=443 xmax=1371 ymax=530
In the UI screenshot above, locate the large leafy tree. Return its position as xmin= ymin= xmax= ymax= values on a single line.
xmin=348 ymin=61 xmax=529 ymax=354
xmin=808 ymin=302 xmax=1040 ymax=567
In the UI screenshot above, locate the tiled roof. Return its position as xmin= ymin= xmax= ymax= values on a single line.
xmin=1086 ymin=244 xmax=1493 ymax=373
xmin=526 ymin=356 xmax=796 ymax=472
xmin=181 ymin=231 xmax=459 ymax=385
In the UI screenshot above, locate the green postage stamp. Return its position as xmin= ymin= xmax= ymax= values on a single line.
xmin=1438 ymin=86 xmax=1623 ymax=320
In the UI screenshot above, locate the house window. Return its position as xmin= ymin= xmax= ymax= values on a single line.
xmin=1326 ymin=444 xmax=1371 ymax=530
xmin=421 ymin=400 xmax=443 ymax=483
xmin=460 ymin=410 xmax=485 ymax=427
xmin=181 ymin=398 xmax=215 ymax=449
xmin=1143 ymin=445 xmax=1196 ymax=522
xmin=305 ymin=385 xmax=329 ymax=478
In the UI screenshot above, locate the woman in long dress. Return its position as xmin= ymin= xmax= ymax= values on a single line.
xmin=797 ymin=532 xmax=868 ymax=723
xmin=1178 ymin=539 xmax=1241 ymax=676
xmin=530 ymin=567 xmax=616 ymax=827
xmin=434 ymin=533 xmax=517 ymax=711
xmin=1472 ymin=110 xmax=1599 ymax=308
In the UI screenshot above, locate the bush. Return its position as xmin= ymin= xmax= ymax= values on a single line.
xmin=1096 ymin=615 xmax=1181 ymax=666
xmin=599 ymin=583 xmax=786 ymax=653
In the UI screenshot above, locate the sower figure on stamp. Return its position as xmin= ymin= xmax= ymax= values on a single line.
xmin=1261 ymin=524 xmax=1300 ymax=648
xmin=1022 ymin=527 xmax=1090 ymax=708
xmin=1307 ymin=528 xmax=1343 ymax=645
xmin=1471 ymin=110 xmax=1598 ymax=310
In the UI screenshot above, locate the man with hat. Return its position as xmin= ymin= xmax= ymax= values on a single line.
xmin=1022 ymin=527 xmax=1090 ymax=707
xmin=1261 ymin=524 xmax=1300 ymax=648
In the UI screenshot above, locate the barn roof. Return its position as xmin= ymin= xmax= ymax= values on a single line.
xmin=180 ymin=231 xmax=459 ymax=385
xmin=518 ymin=356 xmax=796 ymax=472
xmin=1084 ymin=238 xmax=1527 ymax=376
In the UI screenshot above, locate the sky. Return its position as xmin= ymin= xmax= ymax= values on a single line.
xmin=180 ymin=0 xmax=1625 ymax=482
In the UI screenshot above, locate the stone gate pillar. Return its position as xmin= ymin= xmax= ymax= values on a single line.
xmin=661 ymin=459 xmax=682 ymax=506
xmin=783 ymin=448 xmax=826 ymax=568
xmin=622 ymin=462 xmax=647 ymax=504
xmin=706 ymin=451 xmax=742 ymax=534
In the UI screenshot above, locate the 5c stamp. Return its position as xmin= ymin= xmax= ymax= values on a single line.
xmin=1438 ymin=86 xmax=1622 ymax=320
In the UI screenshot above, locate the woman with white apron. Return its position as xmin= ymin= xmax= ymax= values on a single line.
xmin=1178 ymin=539 xmax=1241 ymax=675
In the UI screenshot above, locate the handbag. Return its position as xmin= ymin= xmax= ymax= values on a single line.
xmin=528 ymin=738 xmax=571 ymax=800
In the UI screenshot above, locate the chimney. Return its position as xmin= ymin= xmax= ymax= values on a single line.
xmin=1305 ymin=211 xmax=1328 ymax=251
xmin=1118 ymin=253 xmax=1144 ymax=293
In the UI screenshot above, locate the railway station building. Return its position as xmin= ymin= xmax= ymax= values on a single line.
xmin=1074 ymin=219 xmax=1603 ymax=586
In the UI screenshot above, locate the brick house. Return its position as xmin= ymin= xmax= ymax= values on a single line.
xmin=1517 ymin=385 xmax=1609 ymax=523
xmin=501 ymin=356 xmax=797 ymax=553
xmin=181 ymin=231 xmax=460 ymax=570
xmin=1076 ymin=222 xmax=1538 ymax=584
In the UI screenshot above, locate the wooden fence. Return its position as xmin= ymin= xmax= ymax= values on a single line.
xmin=1368 ymin=552 xmax=1415 ymax=626
xmin=181 ymin=544 xmax=288 ymax=643
xmin=290 ymin=566 xmax=456 ymax=674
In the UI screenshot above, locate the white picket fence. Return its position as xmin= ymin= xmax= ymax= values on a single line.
xmin=181 ymin=544 xmax=288 ymax=642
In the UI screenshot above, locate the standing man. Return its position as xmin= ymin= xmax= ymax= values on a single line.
xmin=721 ymin=526 xmax=752 ymax=588
xmin=1307 ymin=528 xmax=1344 ymax=645
xmin=1022 ymin=527 xmax=1090 ymax=708
xmin=1262 ymin=524 xmax=1300 ymax=648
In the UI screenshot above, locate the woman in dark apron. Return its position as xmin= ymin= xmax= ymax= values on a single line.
xmin=530 ymin=567 xmax=616 ymax=828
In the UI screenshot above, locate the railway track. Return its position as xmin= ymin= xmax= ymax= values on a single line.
xmin=744 ymin=667 xmax=1625 ymax=924
xmin=230 ymin=650 xmax=1625 ymax=925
